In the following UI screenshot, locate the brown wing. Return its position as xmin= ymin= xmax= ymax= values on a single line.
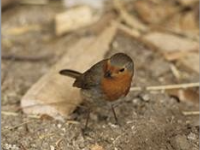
xmin=73 ymin=59 xmax=108 ymax=89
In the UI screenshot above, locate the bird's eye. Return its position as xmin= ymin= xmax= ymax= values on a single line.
xmin=119 ymin=68 xmax=125 ymax=72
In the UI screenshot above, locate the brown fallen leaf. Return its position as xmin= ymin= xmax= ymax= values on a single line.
xmin=167 ymin=88 xmax=199 ymax=106
xmin=180 ymin=11 xmax=199 ymax=32
xmin=142 ymin=32 xmax=199 ymax=53
xmin=179 ymin=51 xmax=199 ymax=73
xmin=143 ymin=32 xmax=199 ymax=74
xmin=40 ymin=114 xmax=54 ymax=121
xmin=164 ymin=49 xmax=198 ymax=61
xmin=166 ymin=10 xmax=199 ymax=36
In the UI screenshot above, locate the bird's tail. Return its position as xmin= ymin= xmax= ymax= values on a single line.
xmin=59 ymin=69 xmax=82 ymax=79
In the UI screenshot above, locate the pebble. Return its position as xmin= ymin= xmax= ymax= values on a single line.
xmin=57 ymin=124 xmax=62 ymax=128
xmin=142 ymin=94 xmax=150 ymax=101
xmin=50 ymin=145 xmax=55 ymax=150
xmin=187 ymin=132 xmax=197 ymax=141
xmin=108 ymin=122 xmax=119 ymax=128
xmin=4 ymin=143 xmax=19 ymax=150
xmin=62 ymin=128 xmax=66 ymax=132
xmin=175 ymin=135 xmax=190 ymax=150
xmin=132 ymin=98 xmax=140 ymax=104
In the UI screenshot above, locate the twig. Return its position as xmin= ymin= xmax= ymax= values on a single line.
xmin=2 ymin=120 xmax=34 ymax=133
xmin=4 ymin=24 xmax=41 ymax=36
xmin=39 ymin=133 xmax=55 ymax=140
xmin=130 ymin=82 xmax=199 ymax=91
xmin=55 ymin=138 xmax=64 ymax=150
xmin=2 ymin=54 xmax=52 ymax=62
xmin=1 ymin=111 xmax=18 ymax=116
xmin=66 ymin=120 xmax=80 ymax=125
xmin=170 ymin=64 xmax=181 ymax=80
xmin=19 ymin=0 xmax=48 ymax=5
xmin=182 ymin=111 xmax=199 ymax=116
xmin=153 ymin=26 xmax=199 ymax=42
xmin=19 ymin=142 xmax=27 ymax=150
xmin=117 ymin=23 xmax=141 ymax=38
xmin=1 ymin=111 xmax=40 ymax=119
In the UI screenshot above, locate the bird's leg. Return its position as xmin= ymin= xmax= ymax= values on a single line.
xmin=84 ymin=108 xmax=90 ymax=130
xmin=111 ymin=105 xmax=118 ymax=125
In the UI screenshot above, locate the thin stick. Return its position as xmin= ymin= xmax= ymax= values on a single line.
xmin=19 ymin=0 xmax=48 ymax=5
xmin=2 ymin=120 xmax=34 ymax=133
xmin=19 ymin=142 xmax=27 ymax=150
xmin=55 ymin=138 xmax=63 ymax=150
xmin=130 ymin=82 xmax=199 ymax=92
xmin=84 ymin=109 xmax=90 ymax=130
xmin=182 ymin=111 xmax=199 ymax=116
xmin=1 ymin=111 xmax=40 ymax=119
xmin=2 ymin=54 xmax=52 ymax=62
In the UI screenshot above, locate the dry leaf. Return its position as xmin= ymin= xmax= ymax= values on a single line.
xmin=179 ymin=52 xmax=199 ymax=73
xmin=142 ymin=32 xmax=199 ymax=53
xmin=164 ymin=49 xmax=199 ymax=61
xmin=166 ymin=11 xmax=199 ymax=35
xmin=167 ymin=88 xmax=199 ymax=106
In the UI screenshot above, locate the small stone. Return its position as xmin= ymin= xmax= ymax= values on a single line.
xmin=62 ymin=128 xmax=66 ymax=132
xmin=175 ymin=135 xmax=190 ymax=150
xmin=112 ymin=41 xmax=119 ymax=49
xmin=57 ymin=124 xmax=62 ymax=128
xmin=50 ymin=145 xmax=55 ymax=150
xmin=187 ymin=132 xmax=197 ymax=141
xmin=108 ymin=122 xmax=119 ymax=128
xmin=4 ymin=143 xmax=10 ymax=149
xmin=132 ymin=98 xmax=140 ymax=104
xmin=142 ymin=94 xmax=150 ymax=101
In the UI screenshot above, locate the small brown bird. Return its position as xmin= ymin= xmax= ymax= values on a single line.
xmin=59 ymin=53 xmax=134 ymax=126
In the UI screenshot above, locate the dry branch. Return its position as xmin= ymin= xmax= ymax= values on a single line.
xmin=182 ymin=111 xmax=199 ymax=116
xmin=130 ymin=82 xmax=199 ymax=92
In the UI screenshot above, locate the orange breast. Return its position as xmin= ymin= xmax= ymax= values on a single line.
xmin=101 ymin=73 xmax=132 ymax=101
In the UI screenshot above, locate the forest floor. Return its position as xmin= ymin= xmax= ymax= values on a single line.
xmin=2 ymin=1 xmax=199 ymax=150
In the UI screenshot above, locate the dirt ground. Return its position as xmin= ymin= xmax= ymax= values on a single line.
xmin=1 ymin=2 xmax=199 ymax=150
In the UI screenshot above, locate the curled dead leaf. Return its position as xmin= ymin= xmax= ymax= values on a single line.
xmin=167 ymin=88 xmax=199 ymax=106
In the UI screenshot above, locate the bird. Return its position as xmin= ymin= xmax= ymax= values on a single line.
xmin=59 ymin=53 xmax=134 ymax=127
